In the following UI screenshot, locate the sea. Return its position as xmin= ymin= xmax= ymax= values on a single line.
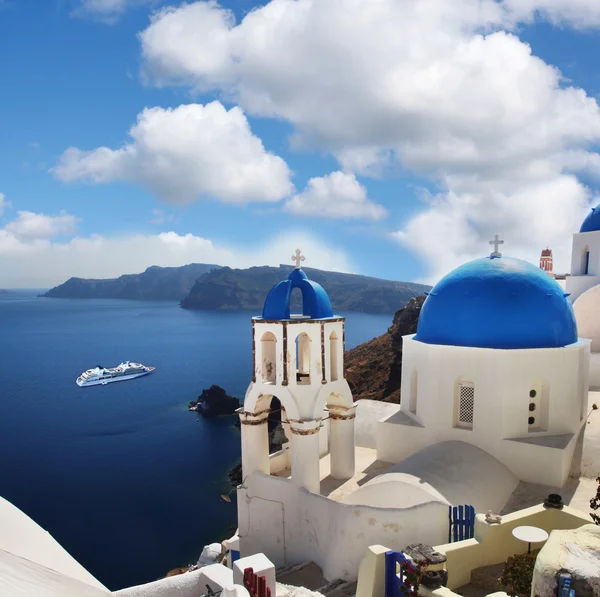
xmin=0 ymin=290 xmax=392 ymax=591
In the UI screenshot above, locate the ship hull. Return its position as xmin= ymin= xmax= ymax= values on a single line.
xmin=76 ymin=369 xmax=154 ymax=387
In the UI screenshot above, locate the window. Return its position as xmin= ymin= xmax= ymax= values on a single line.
xmin=329 ymin=331 xmax=339 ymax=381
xmin=455 ymin=382 xmax=474 ymax=429
xmin=409 ymin=369 xmax=418 ymax=414
xmin=582 ymin=246 xmax=590 ymax=275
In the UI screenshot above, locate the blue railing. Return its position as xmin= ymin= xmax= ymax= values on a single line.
xmin=448 ymin=505 xmax=475 ymax=542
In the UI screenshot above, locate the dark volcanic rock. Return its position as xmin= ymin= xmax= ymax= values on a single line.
xmin=189 ymin=385 xmax=240 ymax=418
xmin=180 ymin=265 xmax=430 ymax=314
xmin=41 ymin=263 xmax=220 ymax=301
xmin=344 ymin=295 xmax=425 ymax=403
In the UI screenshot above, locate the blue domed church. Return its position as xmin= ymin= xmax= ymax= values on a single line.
xmin=383 ymin=240 xmax=590 ymax=489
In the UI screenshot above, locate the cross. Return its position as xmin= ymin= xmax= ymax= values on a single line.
xmin=489 ymin=234 xmax=504 ymax=258
xmin=291 ymin=248 xmax=305 ymax=269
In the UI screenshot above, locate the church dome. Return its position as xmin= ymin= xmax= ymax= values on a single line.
xmin=580 ymin=205 xmax=600 ymax=233
xmin=573 ymin=285 xmax=600 ymax=352
xmin=415 ymin=256 xmax=578 ymax=349
xmin=262 ymin=260 xmax=334 ymax=320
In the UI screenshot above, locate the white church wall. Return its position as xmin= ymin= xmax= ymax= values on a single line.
xmin=238 ymin=472 xmax=450 ymax=582
xmin=388 ymin=336 xmax=590 ymax=487
xmin=354 ymin=400 xmax=401 ymax=449
xmin=588 ymin=353 xmax=600 ymax=389
xmin=566 ymin=274 xmax=600 ymax=304
xmin=566 ymin=230 xmax=600 ymax=301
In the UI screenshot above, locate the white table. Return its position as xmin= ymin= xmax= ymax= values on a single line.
xmin=512 ymin=525 xmax=549 ymax=553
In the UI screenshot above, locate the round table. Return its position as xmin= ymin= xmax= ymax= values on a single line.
xmin=512 ymin=525 xmax=549 ymax=553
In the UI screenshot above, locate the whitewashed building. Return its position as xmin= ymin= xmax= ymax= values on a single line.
xmin=566 ymin=204 xmax=600 ymax=388
xmin=236 ymin=244 xmax=593 ymax=582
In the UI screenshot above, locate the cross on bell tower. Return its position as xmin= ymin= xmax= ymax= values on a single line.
xmin=291 ymin=248 xmax=305 ymax=269
xmin=489 ymin=234 xmax=504 ymax=258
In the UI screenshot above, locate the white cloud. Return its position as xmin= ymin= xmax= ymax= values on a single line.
xmin=4 ymin=210 xmax=78 ymax=242
xmin=139 ymin=0 xmax=600 ymax=281
xmin=0 ymin=210 xmax=351 ymax=288
xmin=284 ymin=171 xmax=386 ymax=221
xmin=71 ymin=0 xmax=153 ymax=22
xmin=503 ymin=0 xmax=600 ymax=27
xmin=0 ymin=193 xmax=9 ymax=218
xmin=53 ymin=102 xmax=293 ymax=204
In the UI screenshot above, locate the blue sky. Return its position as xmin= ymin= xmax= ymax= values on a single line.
xmin=2 ymin=0 xmax=600 ymax=287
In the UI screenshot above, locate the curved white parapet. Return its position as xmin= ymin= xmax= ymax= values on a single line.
xmin=0 ymin=495 xmax=108 ymax=594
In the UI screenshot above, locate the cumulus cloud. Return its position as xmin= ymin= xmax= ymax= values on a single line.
xmin=139 ymin=0 xmax=600 ymax=280
xmin=4 ymin=210 xmax=78 ymax=242
xmin=503 ymin=0 xmax=600 ymax=27
xmin=0 ymin=210 xmax=351 ymax=288
xmin=284 ymin=171 xmax=386 ymax=221
xmin=53 ymin=102 xmax=293 ymax=204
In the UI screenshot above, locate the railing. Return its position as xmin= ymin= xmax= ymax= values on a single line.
xmin=243 ymin=567 xmax=272 ymax=597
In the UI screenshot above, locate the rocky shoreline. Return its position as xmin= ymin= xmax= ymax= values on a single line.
xmin=188 ymin=385 xmax=240 ymax=417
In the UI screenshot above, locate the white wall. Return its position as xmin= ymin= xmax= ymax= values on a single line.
xmin=354 ymin=400 xmax=401 ymax=449
xmin=386 ymin=336 xmax=591 ymax=487
xmin=566 ymin=230 xmax=600 ymax=302
xmin=237 ymin=472 xmax=449 ymax=582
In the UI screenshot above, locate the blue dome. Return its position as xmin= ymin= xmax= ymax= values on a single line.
xmin=580 ymin=205 xmax=600 ymax=233
xmin=262 ymin=268 xmax=334 ymax=320
xmin=415 ymin=256 xmax=578 ymax=349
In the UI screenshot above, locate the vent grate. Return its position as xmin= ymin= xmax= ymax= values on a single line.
xmin=458 ymin=384 xmax=474 ymax=425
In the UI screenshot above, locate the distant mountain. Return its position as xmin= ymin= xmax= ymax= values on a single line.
xmin=41 ymin=264 xmax=220 ymax=301
xmin=180 ymin=265 xmax=430 ymax=314
xmin=0 ymin=289 xmax=13 ymax=294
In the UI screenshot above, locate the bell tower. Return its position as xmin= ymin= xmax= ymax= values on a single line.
xmin=238 ymin=250 xmax=356 ymax=494
xmin=539 ymin=247 xmax=554 ymax=278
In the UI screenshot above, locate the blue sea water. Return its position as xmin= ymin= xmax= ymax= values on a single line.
xmin=0 ymin=291 xmax=391 ymax=591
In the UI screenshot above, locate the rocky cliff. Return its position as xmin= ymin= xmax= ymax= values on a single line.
xmin=41 ymin=263 xmax=220 ymax=301
xmin=181 ymin=265 xmax=430 ymax=314
xmin=344 ymin=295 xmax=425 ymax=403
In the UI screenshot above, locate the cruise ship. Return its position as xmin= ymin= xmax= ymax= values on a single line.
xmin=76 ymin=362 xmax=155 ymax=387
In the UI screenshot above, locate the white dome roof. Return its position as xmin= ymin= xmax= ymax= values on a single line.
xmin=573 ymin=285 xmax=600 ymax=352
xmin=343 ymin=442 xmax=518 ymax=514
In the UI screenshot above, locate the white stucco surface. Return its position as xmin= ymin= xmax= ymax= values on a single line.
xmin=566 ymin=229 xmax=600 ymax=301
xmin=573 ymin=285 xmax=600 ymax=352
xmin=0 ymin=549 xmax=110 ymax=597
xmin=354 ymin=400 xmax=400 ymax=449
xmin=345 ymin=442 xmax=518 ymax=514
xmin=0 ymin=495 xmax=107 ymax=592
xmin=238 ymin=470 xmax=450 ymax=582
xmin=388 ymin=336 xmax=590 ymax=487
xmin=114 ymin=568 xmax=216 ymax=597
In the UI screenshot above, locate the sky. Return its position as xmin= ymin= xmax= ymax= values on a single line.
xmin=2 ymin=0 xmax=600 ymax=287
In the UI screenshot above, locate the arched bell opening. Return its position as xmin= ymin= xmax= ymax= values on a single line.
xmin=267 ymin=396 xmax=288 ymax=454
xmin=329 ymin=331 xmax=339 ymax=382
xmin=295 ymin=333 xmax=312 ymax=385
xmin=260 ymin=331 xmax=277 ymax=384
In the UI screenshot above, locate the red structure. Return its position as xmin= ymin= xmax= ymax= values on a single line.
xmin=243 ymin=568 xmax=272 ymax=597
xmin=540 ymin=247 xmax=554 ymax=278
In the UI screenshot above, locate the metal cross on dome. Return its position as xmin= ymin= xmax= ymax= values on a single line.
xmin=291 ymin=249 xmax=305 ymax=269
xmin=489 ymin=234 xmax=504 ymax=258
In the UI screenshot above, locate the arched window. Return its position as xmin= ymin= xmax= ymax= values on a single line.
xmin=261 ymin=332 xmax=277 ymax=384
xmin=409 ymin=369 xmax=418 ymax=414
xmin=454 ymin=381 xmax=474 ymax=430
xmin=295 ymin=333 xmax=311 ymax=385
xmin=329 ymin=331 xmax=339 ymax=381
xmin=582 ymin=245 xmax=590 ymax=275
